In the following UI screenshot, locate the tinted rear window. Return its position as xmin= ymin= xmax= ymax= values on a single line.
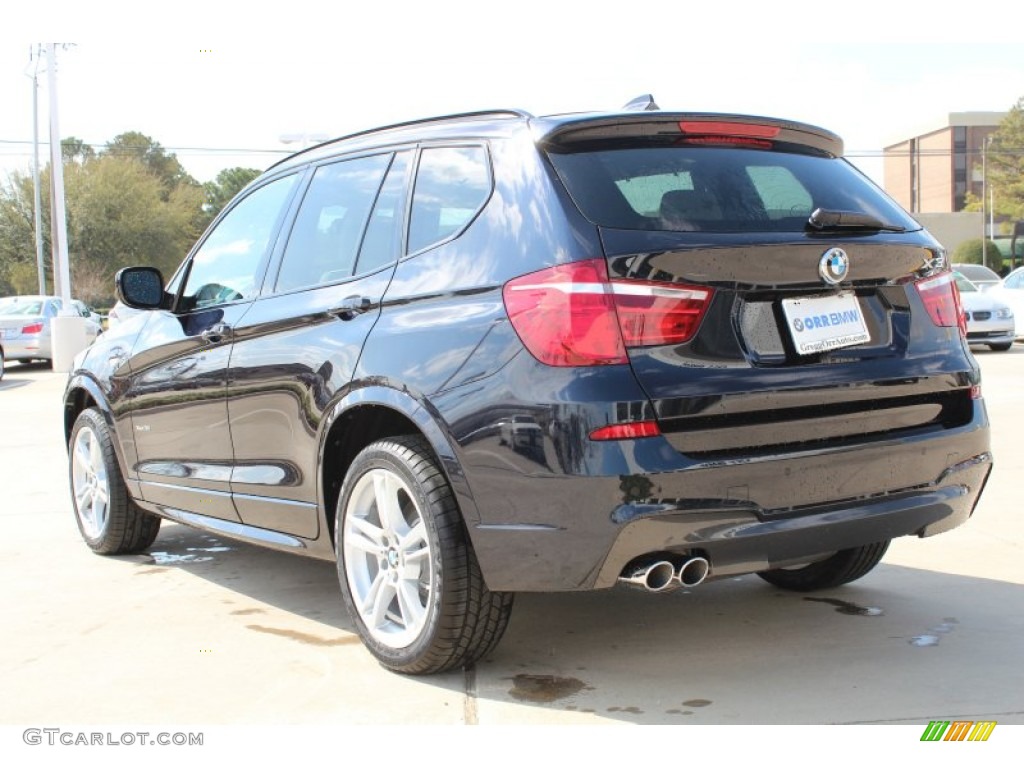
xmin=547 ymin=143 xmax=919 ymax=234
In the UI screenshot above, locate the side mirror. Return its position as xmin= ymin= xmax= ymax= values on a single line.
xmin=116 ymin=266 xmax=166 ymax=310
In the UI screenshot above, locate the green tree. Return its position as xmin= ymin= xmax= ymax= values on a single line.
xmin=62 ymin=155 xmax=203 ymax=303
xmin=103 ymin=131 xmax=197 ymax=194
xmin=953 ymin=238 xmax=1003 ymax=272
xmin=0 ymin=133 xmax=206 ymax=304
xmin=988 ymin=97 xmax=1024 ymax=222
xmin=0 ymin=169 xmax=49 ymax=294
xmin=61 ymin=136 xmax=95 ymax=165
xmin=203 ymin=167 xmax=261 ymax=221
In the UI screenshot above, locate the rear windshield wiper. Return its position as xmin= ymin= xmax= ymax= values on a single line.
xmin=807 ymin=207 xmax=906 ymax=233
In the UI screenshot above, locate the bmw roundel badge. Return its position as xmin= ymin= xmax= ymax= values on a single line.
xmin=819 ymin=248 xmax=850 ymax=285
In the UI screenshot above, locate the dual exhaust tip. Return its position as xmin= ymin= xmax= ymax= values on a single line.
xmin=618 ymin=556 xmax=710 ymax=593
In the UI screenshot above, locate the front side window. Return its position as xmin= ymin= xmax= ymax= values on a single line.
xmin=180 ymin=174 xmax=298 ymax=311
xmin=407 ymin=146 xmax=491 ymax=254
xmin=275 ymin=154 xmax=392 ymax=292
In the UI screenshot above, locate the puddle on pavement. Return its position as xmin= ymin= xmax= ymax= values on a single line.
xmin=804 ymin=596 xmax=884 ymax=616
xmin=246 ymin=624 xmax=360 ymax=646
xmin=147 ymin=545 xmax=234 ymax=566
xmin=230 ymin=608 xmax=267 ymax=616
xmin=683 ymin=698 xmax=713 ymax=707
xmin=607 ymin=705 xmax=643 ymax=714
xmin=507 ymin=674 xmax=590 ymax=703
xmin=150 ymin=552 xmax=213 ymax=565
xmin=910 ymin=617 xmax=958 ymax=647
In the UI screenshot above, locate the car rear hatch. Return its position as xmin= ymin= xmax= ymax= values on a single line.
xmin=538 ymin=114 xmax=975 ymax=462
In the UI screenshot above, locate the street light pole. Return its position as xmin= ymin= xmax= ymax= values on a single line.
xmin=988 ymin=136 xmax=995 ymax=265
xmin=981 ymin=136 xmax=988 ymax=270
xmin=46 ymin=43 xmax=71 ymax=304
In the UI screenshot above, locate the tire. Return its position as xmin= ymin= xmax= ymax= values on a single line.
xmin=0 ymin=347 xmax=5 ymax=381
xmin=69 ymin=408 xmax=161 ymax=554
xmin=336 ymin=435 xmax=513 ymax=674
xmin=756 ymin=541 xmax=890 ymax=592
xmin=989 ymin=342 xmax=1012 ymax=352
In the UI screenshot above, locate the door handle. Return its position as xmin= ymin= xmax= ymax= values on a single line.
xmin=329 ymin=296 xmax=373 ymax=321
xmin=201 ymin=322 xmax=232 ymax=343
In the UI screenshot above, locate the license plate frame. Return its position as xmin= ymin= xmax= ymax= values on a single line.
xmin=781 ymin=292 xmax=870 ymax=355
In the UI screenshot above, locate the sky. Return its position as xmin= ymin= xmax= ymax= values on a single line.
xmin=2 ymin=3 xmax=1023 ymax=190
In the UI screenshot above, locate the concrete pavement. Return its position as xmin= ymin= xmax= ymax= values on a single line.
xmin=1 ymin=352 xmax=1022 ymax=727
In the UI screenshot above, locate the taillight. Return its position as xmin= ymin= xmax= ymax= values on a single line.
xmin=21 ymin=323 xmax=44 ymax=335
xmin=589 ymin=421 xmax=661 ymax=441
xmin=503 ymin=258 xmax=713 ymax=367
xmin=612 ymin=282 xmax=711 ymax=346
xmin=915 ymin=272 xmax=966 ymax=337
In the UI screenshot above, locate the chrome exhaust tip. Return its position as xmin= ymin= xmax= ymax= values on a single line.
xmin=618 ymin=560 xmax=677 ymax=592
xmin=676 ymin=556 xmax=710 ymax=587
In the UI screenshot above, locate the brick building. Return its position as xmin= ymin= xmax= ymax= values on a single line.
xmin=884 ymin=112 xmax=1004 ymax=214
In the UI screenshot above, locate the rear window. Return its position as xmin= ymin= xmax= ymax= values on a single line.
xmin=547 ymin=143 xmax=919 ymax=234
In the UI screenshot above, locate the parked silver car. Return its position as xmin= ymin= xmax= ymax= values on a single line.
xmin=953 ymin=272 xmax=1014 ymax=351
xmin=0 ymin=296 xmax=102 ymax=368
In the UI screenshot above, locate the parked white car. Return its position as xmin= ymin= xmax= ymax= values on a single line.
xmin=954 ymin=273 xmax=1014 ymax=351
xmin=987 ymin=267 xmax=1024 ymax=340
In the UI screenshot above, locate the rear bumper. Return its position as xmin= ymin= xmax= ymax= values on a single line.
xmin=1 ymin=337 xmax=48 ymax=360
xmin=466 ymin=403 xmax=991 ymax=592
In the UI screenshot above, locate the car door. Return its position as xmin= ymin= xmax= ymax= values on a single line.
xmin=123 ymin=172 xmax=301 ymax=522
xmin=225 ymin=151 xmax=411 ymax=537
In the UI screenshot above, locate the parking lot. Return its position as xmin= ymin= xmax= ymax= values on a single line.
xmin=1 ymin=350 xmax=1022 ymax=728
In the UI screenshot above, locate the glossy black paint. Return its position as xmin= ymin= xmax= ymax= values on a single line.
xmin=65 ymin=109 xmax=992 ymax=593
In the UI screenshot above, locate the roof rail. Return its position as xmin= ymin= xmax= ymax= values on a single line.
xmin=267 ymin=108 xmax=535 ymax=171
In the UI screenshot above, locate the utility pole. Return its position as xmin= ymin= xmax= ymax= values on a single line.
xmin=45 ymin=42 xmax=88 ymax=373
xmin=27 ymin=46 xmax=46 ymax=295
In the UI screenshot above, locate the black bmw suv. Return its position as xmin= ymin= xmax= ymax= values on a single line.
xmin=64 ymin=104 xmax=991 ymax=674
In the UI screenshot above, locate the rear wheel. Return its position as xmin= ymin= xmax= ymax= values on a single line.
xmin=756 ymin=541 xmax=890 ymax=591
xmin=336 ymin=435 xmax=513 ymax=674
xmin=69 ymin=408 xmax=161 ymax=554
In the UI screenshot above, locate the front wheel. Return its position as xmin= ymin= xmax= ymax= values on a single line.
xmin=336 ymin=436 xmax=513 ymax=674
xmin=69 ymin=408 xmax=161 ymax=554
xmin=989 ymin=342 xmax=1012 ymax=352
xmin=756 ymin=541 xmax=890 ymax=591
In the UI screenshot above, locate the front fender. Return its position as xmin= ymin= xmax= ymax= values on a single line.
xmin=63 ymin=372 xmax=140 ymax=497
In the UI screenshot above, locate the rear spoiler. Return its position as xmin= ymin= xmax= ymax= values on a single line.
xmin=533 ymin=113 xmax=844 ymax=157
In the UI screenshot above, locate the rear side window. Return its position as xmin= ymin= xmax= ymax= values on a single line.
xmin=276 ymin=154 xmax=392 ymax=292
xmin=548 ymin=143 xmax=919 ymax=234
xmin=407 ymin=146 xmax=491 ymax=254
